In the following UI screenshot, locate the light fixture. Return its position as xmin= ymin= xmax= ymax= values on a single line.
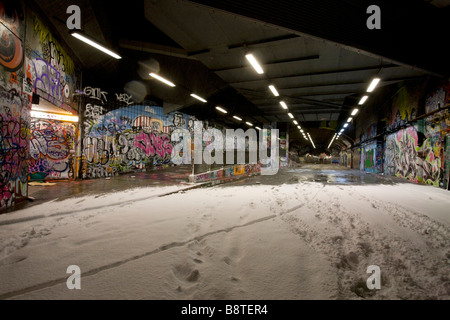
xmin=359 ymin=95 xmax=369 ymax=105
xmin=288 ymin=113 xmax=294 ymax=119
xmin=347 ymin=117 xmax=353 ymax=122
xmin=297 ymin=125 xmax=301 ymax=129
xmin=351 ymin=108 xmax=359 ymax=116
xmin=246 ymin=121 xmax=253 ymax=126
xmin=367 ymin=78 xmax=381 ymax=92
xmin=30 ymin=110 xmax=79 ymax=122
xmin=71 ymin=32 xmax=122 ymax=59
xmin=344 ymin=123 xmax=349 ymax=128
xmin=255 ymin=126 xmax=262 ymax=130
xmin=268 ymin=85 xmax=279 ymax=96
xmin=328 ymin=133 xmax=337 ymax=149
xmin=245 ymin=53 xmax=264 ymax=74
xmin=307 ymin=133 xmax=316 ymax=149
xmin=190 ymin=93 xmax=207 ymax=103
xmin=301 ymin=129 xmax=304 ymax=133
xmin=280 ymin=101 xmax=288 ymax=109
xmin=233 ymin=116 xmax=242 ymax=121
xmin=215 ymin=106 xmax=227 ymax=114
xmin=293 ymin=120 xmax=298 ymax=125
xmin=340 ymin=129 xmax=345 ymax=132
xmin=149 ymin=73 xmax=176 ymax=87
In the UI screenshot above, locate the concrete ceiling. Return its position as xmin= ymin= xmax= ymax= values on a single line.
xmin=32 ymin=0 xmax=449 ymax=152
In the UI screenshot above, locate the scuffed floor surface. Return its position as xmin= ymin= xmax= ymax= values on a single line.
xmin=0 ymin=165 xmax=449 ymax=300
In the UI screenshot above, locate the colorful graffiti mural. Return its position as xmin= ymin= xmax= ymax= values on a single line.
xmin=24 ymin=14 xmax=78 ymax=112
xmin=385 ymin=126 xmax=442 ymax=186
xmin=0 ymin=1 xmax=24 ymax=72
xmin=80 ymin=92 xmax=201 ymax=179
xmin=0 ymin=90 xmax=30 ymax=209
xmin=29 ymin=119 xmax=76 ymax=180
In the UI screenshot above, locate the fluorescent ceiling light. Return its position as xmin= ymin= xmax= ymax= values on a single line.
xmin=30 ymin=110 xmax=79 ymax=122
xmin=293 ymin=120 xmax=298 ymax=125
xmin=246 ymin=122 xmax=253 ymax=126
xmin=359 ymin=95 xmax=369 ymax=105
xmin=233 ymin=116 xmax=242 ymax=121
xmin=328 ymin=133 xmax=337 ymax=149
xmin=344 ymin=123 xmax=349 ymax=128
xmin=340 ymin=129 xmax=345 ymax=132
xmin=215 ymin=106 xmax=227 ymax=114
xmin=190 ymin=93 xmax=207 ymax=103
xmin=255 ymin=126 xmax=261 ymax=130
xmin=245 ymin=53 xmax=264 ymax=74
xmin=71 ymin=32 xmax=121 ymax=59
xmin=280 ymin=101 xmax=288 ymax=109
xmin=288 ymin=113 xmax=294 ymax=119
xmin=297 ymin=125 xmax=301 ymax=129
xmin=149 ymin=73 xmax=176 ymax=87
xmin=351 ymin=108 xmax=359 ymax=116
xmin=347 ymin=117 xmax=353 ymax=122
xmin=307 ymin=133 xmax=316 ymax=149
xmin=301 ymin=129 xmax=304 ymax=133
xmin=367 ymin=78 xmax=381 ymax=92
xmin=268 ymin=85 xmax=279 ymax=96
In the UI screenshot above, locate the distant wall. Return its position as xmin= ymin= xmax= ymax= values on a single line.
xmin=79 ymin=91 xmax=201 ymax=179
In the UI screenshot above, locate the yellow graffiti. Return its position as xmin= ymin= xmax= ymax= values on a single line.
xmin=32 ymin=15 xmax=75 ymax=75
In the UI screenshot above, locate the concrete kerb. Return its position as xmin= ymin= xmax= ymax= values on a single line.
xmin=188 ymin=164 xmax=261 ymax=184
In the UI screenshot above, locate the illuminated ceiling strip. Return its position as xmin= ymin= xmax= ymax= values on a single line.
xmin=307 ymin=133 xmax=316 ymax=149
xmin=71 ymin=32 xmax=121 ymax=59
xmin=328 ymin=133 xmax=337 ymax=149
xmin=149 ymin=73 xmax=176 ymax=87
xmin=245 ymin=53 xmax=264 ymax=74
xmin=367 ymin=78 xmax=381 ymax=92
xmin=359 ymin=95 xmax=369 ymax=105
xmin=190 ymin=93 xmax=207 ymax=103
xmin=268 ymin=85 xmax=279 ymax=96
xmin=215 ymin=106 xmax=228 ymax=114
xmin=30 ymin=110 xmax=79 ymax=122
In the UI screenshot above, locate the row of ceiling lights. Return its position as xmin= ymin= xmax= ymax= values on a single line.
xmin=328 ymin=77 xmax=381 ymax=149
xmin=245 ymin=54 xmax=316 ymax=149
xmin=72 ymin=32 xmax=316 ymax=147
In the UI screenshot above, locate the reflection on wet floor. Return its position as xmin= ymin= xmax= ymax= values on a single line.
xmin=4 ymin=164 xmax=410 ymax=214
xmin=225 ymin=164 xmax=409 ymax=187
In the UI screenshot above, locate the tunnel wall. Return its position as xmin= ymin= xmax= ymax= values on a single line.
xmin=1 ymin=0 xmax=83 ymax=210
xmin=352 ymin=79 xmax=450 ymax=188
xmin=0 ymin=1 xmax=28 ymax=209
xmin=79 ymin=92 xmax=203 ymax=179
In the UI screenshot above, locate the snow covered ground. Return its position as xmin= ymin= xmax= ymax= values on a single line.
xmin=0 ymin=167 xmax=449 ymax=300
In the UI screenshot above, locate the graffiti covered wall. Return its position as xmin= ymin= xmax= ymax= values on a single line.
xmin=0 ymin=91 xmax=30 ymax=209
xmin=24 ymin=13 xmax=79 ymax=113
xmin=0 ymin=1 xmax=31 ymax=210
xmin=385 ymin=126 xmax=442 ymax=186
xmin=80 ymin=92 xmax=199 ymax=179
xmin=29 ymin=119 xmax=76 ymax=180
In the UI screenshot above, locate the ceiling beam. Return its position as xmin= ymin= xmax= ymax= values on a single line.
xmin=213 ymin=55 xmax=320 ymax=72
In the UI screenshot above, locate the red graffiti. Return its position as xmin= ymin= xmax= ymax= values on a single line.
xmin=133 ymin=131 xmax=173 ymax=159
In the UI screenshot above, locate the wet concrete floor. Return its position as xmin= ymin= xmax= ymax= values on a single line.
xmin=4 ymin=164 xmax=410 ymax=214
xmin=4 ymin=165 xmax=193 ymax=214
xmin=222 ymin=163 xmax=410 ymax=187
